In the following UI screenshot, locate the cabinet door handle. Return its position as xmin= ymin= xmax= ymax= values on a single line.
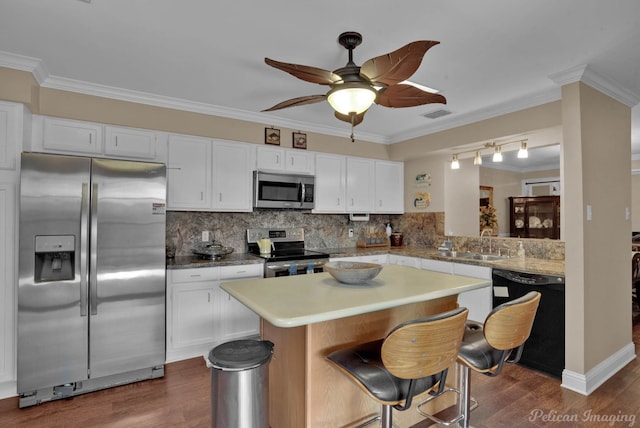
xmin=208 ymin=292 xmax=211 ymax=303
xmin=200 ymin=191 xmax=204 ymax=201
xmin=219 ymin=192 xmax=222 ymax=202
xmin=337 ymin=198 xmax=340 ymax=206
xmin=89 ymin=133 xmax=92 ymax=145
xmin=115 ymin=136 xmax=118 ymax=147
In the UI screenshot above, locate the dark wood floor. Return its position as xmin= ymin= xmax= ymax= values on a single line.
xmin=1 ymin=323 xmax=639 ymax=428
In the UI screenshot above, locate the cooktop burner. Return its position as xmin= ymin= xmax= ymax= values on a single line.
xmin=255 ymin=249 xmax=329 ymax=263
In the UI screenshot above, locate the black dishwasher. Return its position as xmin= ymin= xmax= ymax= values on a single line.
xmin=492 ymin=269 xmax=565 ymax=378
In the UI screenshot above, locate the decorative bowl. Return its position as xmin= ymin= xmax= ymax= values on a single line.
xmin=324 ymin=261 xmax=383 ymax=284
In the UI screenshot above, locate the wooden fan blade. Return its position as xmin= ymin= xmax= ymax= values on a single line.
xmin=376 ymin=84 xmax=446 ymax=108
xmin=360 ymin=41 xmax=440 ymax=86
xmin=334 ymin=111 xmax=365 ymax=126
xmin=265 ymin=58 xmax=342 ymax=85
xmin=262 ymin=95 xmax=326 ymax=112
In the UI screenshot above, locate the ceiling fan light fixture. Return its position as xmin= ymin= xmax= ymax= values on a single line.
xmin=327 ymin=83 xmax=377 ymax=115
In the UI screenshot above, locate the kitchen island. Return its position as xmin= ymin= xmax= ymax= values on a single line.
xmin=221 ymin=264 xmax=490 ymax=428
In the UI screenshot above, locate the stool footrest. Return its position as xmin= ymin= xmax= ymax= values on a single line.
xmin=416 ymin=388 xmax=465 ymax=426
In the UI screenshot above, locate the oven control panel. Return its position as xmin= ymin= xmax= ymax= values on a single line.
xmin=247 ymin=227 xmax=305 ymax=243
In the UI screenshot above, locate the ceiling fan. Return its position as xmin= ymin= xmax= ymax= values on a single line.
xmin=263 ymin=31 xmax=446 ymax=141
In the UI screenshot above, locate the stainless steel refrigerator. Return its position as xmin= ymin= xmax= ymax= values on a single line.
xmin=18 ymin=152 xmax=166 ymax=407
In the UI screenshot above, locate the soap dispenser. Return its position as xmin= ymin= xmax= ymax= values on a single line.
xmin=517 ymin=241 xmax=525 ymax=259
xmin=385 ymin=223 xmax=392 ymax=239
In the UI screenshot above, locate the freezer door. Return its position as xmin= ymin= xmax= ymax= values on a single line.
xmin=89 ymin=159 xmax=166 ymax=378
xmin=18 ymin=153 xmax=91 ymax=393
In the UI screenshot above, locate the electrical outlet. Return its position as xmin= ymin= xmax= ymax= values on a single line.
xmin=202 ymin=231 xmax=209 ymax=242
xmin=369 ymin=226 xmax=375 ymax=233
xmin=348 ymin=228 xmax=354 ymax=238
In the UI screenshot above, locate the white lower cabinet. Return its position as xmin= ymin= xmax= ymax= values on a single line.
xmin=420 ymin=258 xmax=454 ymax=274
xmin=418 ymin=259 xmax=492 ymax=323
xmin=167 ymin=264 xmax=262 ymax=362
xmin=330 ymin=254 xmax=389 ymax=265
xmin=218 ymin=265 xmax=262 ymax=342
xmin=451 ymin=263 xmax=493 ymax=323
xmin=387 ymin=254 xmax=420 ymax=268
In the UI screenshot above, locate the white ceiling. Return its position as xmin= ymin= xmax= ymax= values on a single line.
xmin=1 ymin=0 xmax=639 ymax=165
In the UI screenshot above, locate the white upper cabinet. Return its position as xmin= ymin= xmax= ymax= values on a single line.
xmin=30 ymin=116 xmax=164 ymax=162
xmin=256 ymin=146 xmax=315 ymax=174
xmin=285 ymin=149 xmax=315 ymax=174
xmin=0 ymin=101 xmax=28 ymax=171
xmin=373 ymin=160 xmax=404 ymax=213
xmin=104 ymin=125 xmax=157 ymax=159
xmin=211 ymin=140 xmax=254 ymax=212
xmin=167 ymin=134 xmax=212 ymax=210
xmin=346 ymin=156 xmax=374 ymax=213
xmin=167 ymin=136 xmax=255 ymax=212
xmin=313 ymin=153 xmax=346 ymax=213
xmin=42 ymin=117 xmax=103 ymax=154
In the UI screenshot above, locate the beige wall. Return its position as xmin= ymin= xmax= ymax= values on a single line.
xmin=445 ymin=157 xmax=480 ymax=236
xmin=562 ymin=82 xmax=631 ymax=373
xmin=403 ymin=155 xmax=446 ymax=212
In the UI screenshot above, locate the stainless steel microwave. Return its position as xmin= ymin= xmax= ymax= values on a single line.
xmin=253 ymin=171 xmax=315 ymax=209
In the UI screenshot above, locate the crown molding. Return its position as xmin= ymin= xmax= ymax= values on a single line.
xmin=41 ymin=75 xmax=388 ymax=144
xmin=0 ymin=50 xmax=48 ymax=84
xmin=549 ymin=64 xmax=640 ymax=108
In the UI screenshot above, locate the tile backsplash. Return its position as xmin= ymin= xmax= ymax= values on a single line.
xmin=166 ymin=210 xmax=563 ymax=260
xmin=166 ymin=211 xmax=444 ymax=257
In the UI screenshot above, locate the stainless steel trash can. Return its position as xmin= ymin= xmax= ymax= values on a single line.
xmin=208 ymin=339 xmax=274 ymax=428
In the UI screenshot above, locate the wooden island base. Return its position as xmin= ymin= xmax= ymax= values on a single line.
xmin=262 ymin=295 xmax=459 ymax=428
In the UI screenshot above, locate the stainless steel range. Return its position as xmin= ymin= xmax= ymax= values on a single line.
xmin=247 ymin=228 xmax=329 ymax=277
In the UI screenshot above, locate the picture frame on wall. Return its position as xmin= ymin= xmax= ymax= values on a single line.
xmin=265 ymin=127 xmax=281 ymax=145
xmin=292 ymin=132 xmax=307 ymax=149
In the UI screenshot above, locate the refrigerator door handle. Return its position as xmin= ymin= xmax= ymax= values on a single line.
xmin=80 ymin=183 xmax=90 ymax=317
xmin=90 ymin=183 xmax=99 ymax=315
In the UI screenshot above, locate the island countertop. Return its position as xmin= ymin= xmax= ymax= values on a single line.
xmin=220 ymin=264 xmax=490 ymax=328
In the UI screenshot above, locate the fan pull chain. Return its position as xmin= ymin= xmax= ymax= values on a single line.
xmin=350 ymin=114 xmax=356 ymax=143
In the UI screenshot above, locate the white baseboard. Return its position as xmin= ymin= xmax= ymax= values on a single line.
xmin=0 ymin=380 xmax=17 ymax=400
xmin=561 ymin=342 xmax=636 ymax=395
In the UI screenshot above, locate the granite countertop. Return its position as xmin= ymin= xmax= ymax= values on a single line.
xmin=166 ymin=245 xmax=565 ymax=276
xmin=318 ymin=245 xmax=565 ymax=276
xmin=166 ymin=252 xmax=264 ymax=269
xmin=220 ymin=264 xmax=490 ymax=328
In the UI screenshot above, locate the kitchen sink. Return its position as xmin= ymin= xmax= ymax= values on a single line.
xmin=438 ymin=251 xmax=507 ymax=261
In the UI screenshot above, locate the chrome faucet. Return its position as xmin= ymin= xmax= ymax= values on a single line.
xmin=480 ymin=229 xmax=492 ymax=253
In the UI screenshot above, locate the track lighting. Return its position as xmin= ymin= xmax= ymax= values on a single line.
xmin=449 ymin=138 xmax=528 ymax=169
xmin=517 ymin=140 xmax=528 ymax=158
xmin=492 ymin=146 xmax=502 ymax=162
xmin=451 ymin=154 xmax=460 ymax=170
xmin=473 ymin=151 xmax=483 ymax=166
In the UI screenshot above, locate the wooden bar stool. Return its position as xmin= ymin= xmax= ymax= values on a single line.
xmin=456 ymin=291 xmax=541 ymax=428
xmin=326 ymin=307 xmax=469 ymax=428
